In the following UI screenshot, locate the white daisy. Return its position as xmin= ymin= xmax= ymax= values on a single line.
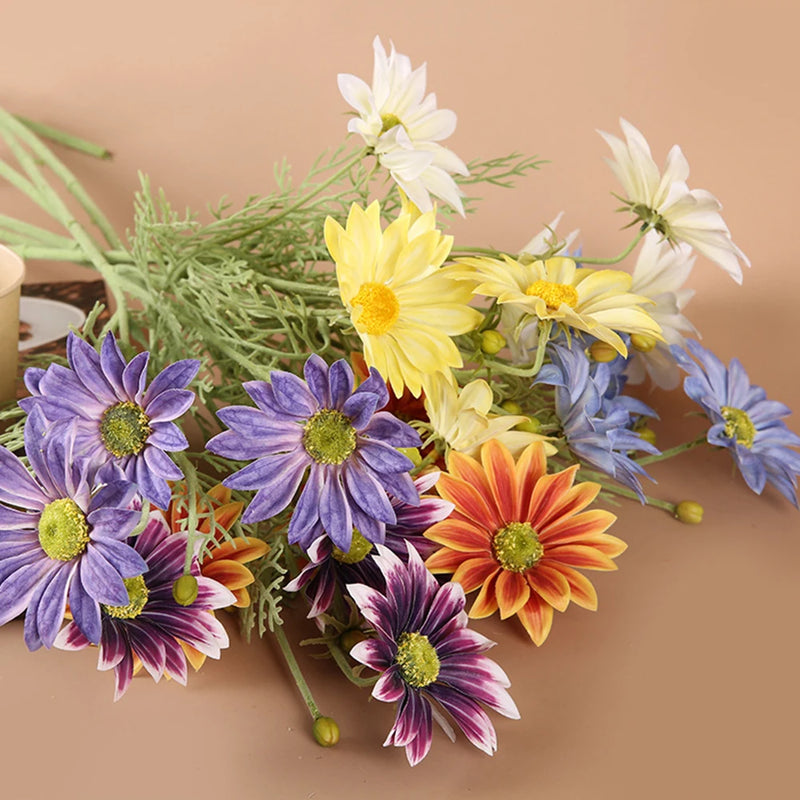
xmin=338 ymin=36 xmax=468 ymax=215
xmin=626 ymin=232 xmax=699 ymax=390
xmin=599 ymin=118 xmax=749 ymax=283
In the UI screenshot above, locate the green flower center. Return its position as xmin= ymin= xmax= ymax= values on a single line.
xmin=525 ymin=279 xmax=579 ymax=310
xmin=100 ymin=401 xmax=151 ymax=457
xmin=103 ymin=575 xmax=149 ymax=620
xmin=332 ymin=528 xmax=374 ymax=564
xmin=493 ymin=521 xmax=544 ymax=573
xmin=38 ymin=498 xmax=90 ymax=561
xmin=379 ymin=113 xmax=405 ymax=135
xmin=631 ymin=203 xmax=674 ymax=240
xmin=302 ymin=409 xmax=357 ymax=465
xmin=721 ymin=405 xmax=756 ymax=448
xmin=395 ymin=632 xmax=440 ymax=688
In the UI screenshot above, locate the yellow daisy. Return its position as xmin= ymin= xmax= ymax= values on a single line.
xmin=454 ymin=254 xmax=661 ymax=357
xmin=325 ymin=201 xmax=482 ymax=397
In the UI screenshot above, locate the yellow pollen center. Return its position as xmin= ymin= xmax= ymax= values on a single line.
xmin=100 ymin=401 xmax=151 ymax=458
xmin=525 ymin=280 xmax=579 ymax=310
xmin=38 ymin=498 xmax=90 ymax=562
xmin=350 ymin=282 xmax=400 ymax=336
xmin=332 ymin=528 xmax=374 ymax=564
xmin=302 ymin=409 xmax=357 ymax=465
xmin=379 ymin=113 xmax=405 ymax=135
xmin=395 ymin=632 xmax=440 ymax=688
xmin=103 ymin=575 xmax=149 ymax=620
xmin=493 ymin=521 xmax=544 ymax=573
xmin=721 ymin=406 xmax=756 ymax=448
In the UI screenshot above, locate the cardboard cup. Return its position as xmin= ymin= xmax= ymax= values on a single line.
xmin=0 ymin=245 xmax=25 ymax=403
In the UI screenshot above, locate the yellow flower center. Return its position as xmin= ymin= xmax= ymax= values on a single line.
xmin=103 ymin=575 xmax=149 ymax=619
xmin=379 ymin=113 xmax=405 ymax=135
xmin=302 ymin=409 xmax=357 ymax=464
xmin=720 ymin=406 xmax=756 ymax=448
xmin=525 ymin=279 xmax=579 ymax=310
xmin=38 ymin=498 xmax=90 ymax=562
xmin=100 ymin=401 xmax=151 ymax=457
xmin=351 ymin=282 xmax=400 ymax=336
xmin=493 ymin=521 xmax=544 ymax=573
xmin=395 ymin=631 xmax=440 ymax=688
xmin=331 ymin=528 xmax=374 ymax=564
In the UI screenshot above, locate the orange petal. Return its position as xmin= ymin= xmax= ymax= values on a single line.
xmin=202 ymin=559 xmax=255 ymax=590
xmin=495 ymin=569 xmax=530 ymax=619
xmin=208 ymin=536 xmax=269 ymax=564
xmin=446 ymin=450 xmax=494 ymax=503
xmin=469 ymin=569 xmax=500 ymax=618
xmin=541 ymin=480 xmax=601 ymax=524
xmin=590 ymin=533 xmax=628 ymax=559
xmin=545 ymin=544 xmax=619 ymax=571
xmin=180 ymin=640 xmax=208 ymax=672
xmin=425 ymin=547 xmax=470 ymax=574
xmin=452 ymin=557 xmax=502 ymax=593
xmin=515 ymin=442 xmax=548 ymax=514
xmin=527 ymin=466 xmax=580 ymax=528
xmin=516 ymin=593 xmax=554 ymax=646
xmin=207 ymin=484 xmax=232 ymax=505
xmin=526 ymin=563 xmax=571 ymax=611
xmin=231 ymin=587 xmax=251 ymax=608
xmin=558 ymin=566 xmax=598 ymax=611
xmin=201 ymin=501 xmax=245 ymax=536
xmin=436 ymin=473 xmax=500 ymax=529
xmin=539 ymin=508 xmax=617 ymax=545
xmin=481 ymin=439 xmax=520 ymax=522
xmin=424 ymin=518 xmax=491 ymax=553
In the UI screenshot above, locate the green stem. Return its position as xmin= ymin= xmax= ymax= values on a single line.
xmin=14 ymin=115 xmax=112 ymax=160
xmin=530 ymin=319 xmax=553 ymax=376
xmin=327 ymin=641 xmax=378 ymax=688
xmin=579 ymin=468 xmax=676 ymax=513
xmin=0 ymin=217 xmax=76 ymax=248
xmin=574 ymin=227 xmax=648 ymax=265
xmin=175 ymin=453 xmax=200 ymax=575
xmin=635 ymin=436 xmax=708 ymax=466
xmin=450 ymin=246 xmax=506 ymax=259
xmin=8 ymin=245 xmax=131 ymax=264
xmin=273 ymin=623 xmax=322 ymax=720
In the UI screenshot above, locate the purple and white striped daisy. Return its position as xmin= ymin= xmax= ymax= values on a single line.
xmin=54 ymin=511 xmax=235 ymax=700
xmin=21 ymin=332 xmax=199 ymax=509
xmin=206 ymin=354 xmax=421 ymax=552
xmin=0 ymin=408 xmax=146 ymax=650
xmin=348 ymin=543 xmax=519 ymax=766
xmin=286 ymin=471 xmax=453 ymax=618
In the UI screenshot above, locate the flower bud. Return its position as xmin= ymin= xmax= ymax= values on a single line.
xmin=172 ymin=574 xmax=198 ymax=606
xmin=501 ymin=400 xmax=522 ymax=415
xmin=631 ymin=334 xmax=657 ymax=353
xmin=480 ymin=330 xmax=506 ymax=355
xmin=636 ymin=426 xmax=657 ymax=447
xmin=339 ymin=629 xmax=367 ymax=653
xmin=674 ymin=500 xmax=704 ymax=525
xmin=515 ymin=417 xmax=541 ymax=434
xmin=589 ymin=341 xmax=618 ymax=363
xmin=312 ymin=716 xmax=340 ymax=747
xmin=398 ymin=447 xmax=422 ymax=467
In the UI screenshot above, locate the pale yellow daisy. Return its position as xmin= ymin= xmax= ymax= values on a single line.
xmin=325 ymin=201 xmax=482 ymax=397
xmin=423 ymin=374 xmax=557 ymax=458
xmin=454 ymin=254 xmax=662 ymax=358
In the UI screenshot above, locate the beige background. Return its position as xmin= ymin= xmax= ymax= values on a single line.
xmin=1 ymin=1 xmax=800 ymax=798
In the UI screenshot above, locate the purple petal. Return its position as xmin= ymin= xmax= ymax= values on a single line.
xmin=0 ymin=559 xmax=53 ymax=626
xmin=97 ymin=619 xmax=127 ymax=669
xmin=342 ymin=391 xmax=380 ymax=430
xmin=344 ymin=464 xmax=397 ymax=524
xmin=425 ymin=684 xmax=498 ymax=755
xmin=127 ymin=622 xmax=167 ymax=681
xmin=147 ymin=422 xmax=189 ymax=451
xmin=287 ymin=465 xmax=324 ymax=544
xmin=349 ymin=636 xmax=395 ymax=670
xmin=100 ymin=332 xmax=127 ymax=399
xmin=122 ymin=351 xmax=150 ymax=403
xmin=358 ymin=440 xmax=414 ymax=475
xmin=67 ymin=333 xmax=116 ymax=403
xmin=113 ymin=648 xmax=135 ymax=700
xmin=53 ymin=620 xmax=91 ymax=651
xmin=145 ymin=388 xmax=195 ymax=423
xmin=0 ymin=446 xmax=48 ymax=509
xmin=328 ymin=360 xmax=355 ymax=409
xmin=319 ymin=471 xmax=353 ymax=550
xmin=143 ymin=445 xmax=185 ymax=479
xmin=303 ymin=354 xmax=330 ymax=407
xmin=270 ymin=370 xmax=318 ymax=416
xmin=79 ymin=546 xmax=129 ymax=606
xmin=419 ymin=581 xmax=465 ymax=639
xmin=144 ymin=359 xmax=200 ymax=405
xmin=69 ymin=571 xmax=102 ymax=645
xmin=362 ymin=411 xmax=421 ymax=447
xmin=346 ymin=582 xmax=398 ymax=641
xmin=437 ymin=656 xmax=519 ymax=718
xmin=88 ymin=508 xmax=141 ymax=540
xmin=91 ymin=538 xmax=148 ymax=578
xmin=88 ymin=480 xmax=137 ymax=515
xmin=373 ymin=665 xmax=407 ymax=702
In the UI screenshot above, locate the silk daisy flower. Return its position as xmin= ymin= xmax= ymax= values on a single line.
xmin=425 ymin=440 xmax=626 ymax=645
xmin=599 ymin=118 xmax=749 ymax=283
xmin=454 ymin=254 xmax=662 ymax=357
xmin=21 ymin=331 xmax=199 ymax=509
xmin=338 ymin=35 xmax=469 ymax=215
xmin=325 ymin=201 xmax=482 ymax=397
xmin=348 ymin=543 xmax=519 ymax=765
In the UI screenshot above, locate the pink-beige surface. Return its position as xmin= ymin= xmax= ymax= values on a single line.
xmin=1 ymin=2 xmax=798 ymax=798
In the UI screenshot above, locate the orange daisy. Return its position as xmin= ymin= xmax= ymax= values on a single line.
xmin=424 ymin=440 xmax=625 ymax=645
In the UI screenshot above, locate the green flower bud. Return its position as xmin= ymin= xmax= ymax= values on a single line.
xmin=398 ymin=446 xmax=422 ymax=467
xmin=675 ymin=500 xmax=704 ymax=525
xmin=631 ymin=333 xmax=657 ymax=353
xmin=312 ymin=716 xmax=340 ymax=747
xmin=515 ymin=417 xmax=541 ymax=434
xmin=501 ymin=400 xmax=522 ymax=415
xmin=589 ymin=341 xmax=618 ymax=363
xmin=480 ymin=330 xmax=506 ymax=355
xmin=339 ymin=629 xmax=367 ymax=653
xmin=172 ymin=574 xmax=199 ymax=606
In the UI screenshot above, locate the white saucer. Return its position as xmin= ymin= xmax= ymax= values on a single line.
xmin=19 ymin=296 xmax=87 ymax=351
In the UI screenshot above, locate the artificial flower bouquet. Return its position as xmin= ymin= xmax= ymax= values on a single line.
xmin=0 ymin=36 xmax=798 ymax=766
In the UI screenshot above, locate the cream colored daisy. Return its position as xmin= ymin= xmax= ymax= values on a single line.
xmin=325 ymin=201 xmax=482 ymax=397
xmin=423 ymin=374 xmax=557 ymax=458
xmin=454 ymin=254 xmax=662 ymax=358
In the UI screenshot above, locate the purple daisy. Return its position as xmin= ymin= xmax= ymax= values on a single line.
xmin=286 ymin=471 xmax=453 ymax=618
xmin=21 ymin=332 xmax=199 ymax=509
xmin=0 ymin=408 xmax=146 ymax=650
xmin=54 ymin=511 xmax=235 ymax=700
xmin=206 ymin=354 xmax=421 ymax=552
xmin=348 ymin=543 xmax=519 ymax=766
xmin=673 ymin=340 xmax=800 ymax=506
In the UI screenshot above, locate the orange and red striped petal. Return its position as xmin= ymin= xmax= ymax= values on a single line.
xmin=539 ymin=480 xmax=601 ymax=524
xmin=480 ymin=439 xmax=520 ymax=522
xmin=557 ymin=566 xmax=599 ymax=610
xmin=526 ymin=465 xmax=580 ymax=528
xmin=545 ymin=544 xmax=619 ymax=571
xmin=539 ymin=508 xmax=617 ymax=545
xmin=424 ymin=518 xmax=491 ymax=553
xmin=202 ymin=559 xmax=255 ymax=591
xmin=446 ymin=449 xmax=495 ymax=511
xmin=425 ymin=546 xmax=471 ymax=574
xmin=231 ymin=587 xmax=251 ymax=608
xmin=452 ymin=557 xmax=501 ymax=593
xmin=495 ymin=569 xmax=530 ymax=619
xmin=515 ymin=442 xmax=548 ymax=513
xmin=526 ymin=563 xmax=571 ymax=611
xmin=200 ymin=501 xmax=245 ymax=536
xmin=436 ymin=473 xmax=501 ymax=530
xmin=469 ymin=570 xmax=500 ymax=618
xmin=516 ymin=593 xmax=554 ymax=646
xmin=209 ymin=536 xmax=269 ymax=564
